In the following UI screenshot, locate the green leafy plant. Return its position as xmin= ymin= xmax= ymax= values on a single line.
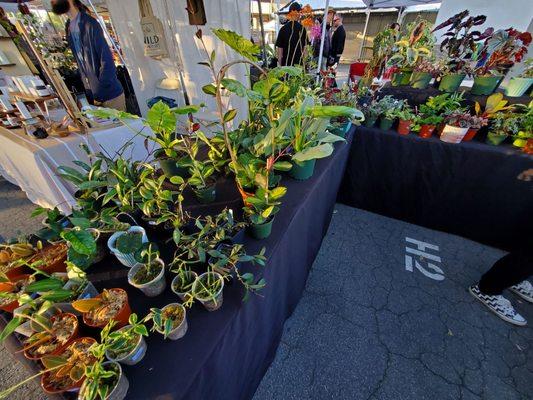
xmin=388 ymin=19 xmax=435 ymax=70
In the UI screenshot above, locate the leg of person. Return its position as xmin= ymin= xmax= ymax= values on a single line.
xmin=101 ymin=93 xmax=126 ymax=111
xmin=469 ymin=251 xmax=533 ymax=326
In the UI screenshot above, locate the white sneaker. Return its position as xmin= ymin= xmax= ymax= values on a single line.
xmin=469 ymin=285 xmax=527 ymax=326
xmin=509 ymin=280 xmax=533 ymax=303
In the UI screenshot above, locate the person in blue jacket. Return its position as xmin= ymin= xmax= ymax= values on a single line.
xmin=51 ymin=0 xmax=125 ymax=111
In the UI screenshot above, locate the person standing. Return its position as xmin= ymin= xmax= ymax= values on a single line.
xmin=328 ymin=14 xmax=346 ymax=67
xmin=275 ymin=2 xmax=308 ymax=67
xmin=51 ymin=0 xmax=126 ymax=111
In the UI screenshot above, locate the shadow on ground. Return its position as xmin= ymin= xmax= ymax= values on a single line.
xmin=254 ymin=204 xmax=532 ymax=400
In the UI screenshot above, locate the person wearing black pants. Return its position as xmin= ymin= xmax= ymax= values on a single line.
xmin=470 ymin=250 xmax=533 ymax=326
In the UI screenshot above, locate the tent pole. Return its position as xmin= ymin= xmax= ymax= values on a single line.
xmin=358 ymin=7 xmax=370 ymax=60
xmin=256 ymin=0 xmax=268 ymax=65
xmin=275 ymin=0 xmax=281 ymax=34
xmin=316 ymin=0 xmax=330 ymax=84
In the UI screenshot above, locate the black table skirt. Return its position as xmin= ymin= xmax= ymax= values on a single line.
xmin=338 ymin=126 xmax=533 ymax=251
xmin=1 ymin=133 xmax=353 ymax=400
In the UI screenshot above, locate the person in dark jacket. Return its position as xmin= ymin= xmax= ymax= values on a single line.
xmin=51 ymin=0 xmax=125 ymax=110
xmin=328 ymin=14 xmax=346 ymax=67
xmin=275 ymin=2 xmax=309 ymax=67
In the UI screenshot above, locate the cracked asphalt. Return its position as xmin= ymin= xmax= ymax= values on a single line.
xmin=254 ymin=204 xmax=533 ymax=400
xmin=1 ymin=180 xmax=532 ymax=400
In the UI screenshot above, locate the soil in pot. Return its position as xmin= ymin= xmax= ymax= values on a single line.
xmin=29 ymin=242 xmax=68 ymax=274
xmin=128 ymin=259 xmax=166 ymax=297
xmin=158 ymin=304 xmax=187 ymax=340
xmin=0 ymin=274 xmax=35 ymax=313
xmin=397 ymin=119 xmax=413 ymax=135
xmin=41 ymin=337 xmax=97 ymax=394
xmin=379 ymin=117 xmax=395 ymax=131
xmin=247 ymin=216 xmax=274 ymax=240
xmin=24 ymin=313 xmax=78 ymax=360
xmin=192 ymin=272 xmax=224 ymax=312
xmin=289 ymin=159 xmax=316 ymax=181
xmin=419 ymin=124 xmax=435 ymax=138
xmin=77 ymin=289 xmax=131 ymax=328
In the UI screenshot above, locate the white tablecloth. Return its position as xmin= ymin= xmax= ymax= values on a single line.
xmin=0 ymin=120 xmax=155 ymax=214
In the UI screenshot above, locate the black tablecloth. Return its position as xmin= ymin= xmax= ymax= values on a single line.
xmin=379 ymin=85 xmax=531 ymax=109
xmin=338 ymin=126 xmax=533 ymax=251
xmin=1 ymin=133 xmax=353 ymax=400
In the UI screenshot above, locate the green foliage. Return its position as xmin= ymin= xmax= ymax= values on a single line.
xmin=212 ymin=29 xmax=260 ymax=61
xmin=115 ymin=231 xmax=143 ymax=255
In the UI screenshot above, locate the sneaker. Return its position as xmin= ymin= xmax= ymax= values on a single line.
xmin=509 ymin=280 xmax=533 ymax=303
xmin=469 ymin=285 xmax=527 ymax=326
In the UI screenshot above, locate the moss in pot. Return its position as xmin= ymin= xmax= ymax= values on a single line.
xmin=104 ymin=314 xmax=149 ymax=366
xmin=127 ymin=243 xmax=166 ymax=297
xmin=171 ymin=269 xmax=198 ymax=305
xmin=149 ymin=303 xmax=188 ymax=340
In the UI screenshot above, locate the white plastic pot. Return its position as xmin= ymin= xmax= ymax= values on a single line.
xmin=127 ymin=258 xmax=166 ymax=297
xmin=192 ymin=272 xmax=225 ymax=312
xmin=156 ymin=303 xmax=188 ymax=341
xmin=440 ymin=125 xmax=469 ymax=144
xmin=107 ymin=226 xmax=148 ymax=268
xmin=105 ymin=326 xmax=147 ymax=366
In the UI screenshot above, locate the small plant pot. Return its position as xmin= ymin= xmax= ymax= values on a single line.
xmin=79 ymin=361 xmax=129 ymax=400
xmin=410 ymin=72 xmax=432 ymax=89
xmin=440 ymin=125 xmax=469 ymax=143
xmin=396 ymin=119 xmax=413 ymax=135
xmin=24 ymin=313 xmax=79 ymax=361
xmin=289 ymin=159 xmax=316 ymax=181
xmin=462 ymin=128 xmax=479 ymax=142
xmin=29 ymin=242 xmax=68 ymax=275
xmin=439 ymin=73 xmax=466 ymax=93
xmin=330 ymin=121 xmax=352 ymax=138
xmin=194 ymin=183 xmax=217 ymax=204
xmin=42 ymin=337 xmax=96 ymax=395
xmin=107 ymin=226 xmax=148 ymax=268
xmin=156 ymin=303 xmax=188 ymax=340
xmin=171 ymin=271 xmax=198 ymax=301
xmin=504 ymin=77 xmax=533 ymax=97
xmin=419 ymin=124 xmax=435 ymax=138
xmin=364 ymin=116 xmax=377 ymax=127
xmin=379 ymin=117 xmax=394 ymax=131
xmin=247 ymin=216 xmax=274 ymax=240
xmin=192 ymin=272 xmax=224 ymax=312
xmin=55 ymin=280 xmax=99 ymax=315
xmin=158 ymin=157 xmax=189 ymax=179
xmin=471 ymin=75 xmax=503 ymax=96
xmin=0 ymin=275 xmax=34 ymax=313
xmin=105 ymin=326 xmax=147 ymax=366
xmin=83 ymin=288 xmax=131 ymax=329
xmin=486 ymin=131 xmax=508 ymax=146
xmin=127 ymin=258 xmax=166 ymax=297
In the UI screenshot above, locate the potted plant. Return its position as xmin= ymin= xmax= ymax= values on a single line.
xmin=432 ymin=10 xmax=492 ymax=92
xmin=413 ymin=114 xmax=444 ymax=138
xmin=360 ymin=99 xmax=380 ymax=127
xmin=410 ymin=59 xmax=440 ymax=89
xmin=171 ymin=269 xmax=198 ymax=304
xmin=487 ymin=112 xmax=522 ymax=145
xmin=127 ymin=243 xmax=166 ymax=297
xmin=388 ymin=19 xmax=435 ymax=86
xmin=323 ymin=85 xmax=358 ymax=138
xmin=512 ymin=104 xmax=532 ymax=147
xmin=441 ymin=111 xmax=475 ymax=143
xmin=391 ymin=107 xmax=416 ymax=135
xmin=0 ymin=274 xmax=35 ymax=313
xmin=72 ymin=288 xmax=131 ymax=329
xmin=107 ymin=226 xmax=148 ymax=268
xmin=191 ymin=271 xmax=225 ymax=311
xmin=104 ymin=314 xmax=149 ymax=366
xmin=376 ymin=96 xmax=406 ymax=130
xmin=462 ymin=115 xmax=488 ymax=141
xmin=0 ymin=238 xmax=41 ymax=280
xmin=78 ymin=360 xmax=129 ymax=400
xmin=22 ymin=312 xmax=79 ymax=360
xmin=149 ymin=303 xmax=188 ymax=340
xmin=472 ymin=29 xmax=531 ymax=95
xmin=40 ymin=337 xmax=98 ymax=394
xmin=244 ymin=186 xmax=286 ymax=239
xmin=28 ymin=241 xmax=68 ymax=275
xmin=506 ymin=58 xmax=533 ymax=97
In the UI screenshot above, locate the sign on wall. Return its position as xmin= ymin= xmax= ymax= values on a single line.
xmin=138 ymin=0 xmax=169 ymax=59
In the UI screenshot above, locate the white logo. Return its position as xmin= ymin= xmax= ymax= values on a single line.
xmin=405 ymin=237 xmax=444 ymax=281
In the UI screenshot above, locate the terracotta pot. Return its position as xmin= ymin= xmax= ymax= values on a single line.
xmin=0 ymin=274 xmax=34 ymax=313
xmin=24 ymin=313 xmax=79 ymax=360
xmin=397 ymin=119 xmax=413 ymax=135
xmin=5 ymin=265 xmax=28 ymax=281
xmin=462 ymin=128 xmax=479 ymax=142
xmin=419 ymin=124 xmax=435 ymax=138
xmin=83 ymin=288 xmax=131 ymax=329
xmin=41 ymin=337 xmax=97 ymax=394
xmin=29 ymin=243 xmax=68 ymax=275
